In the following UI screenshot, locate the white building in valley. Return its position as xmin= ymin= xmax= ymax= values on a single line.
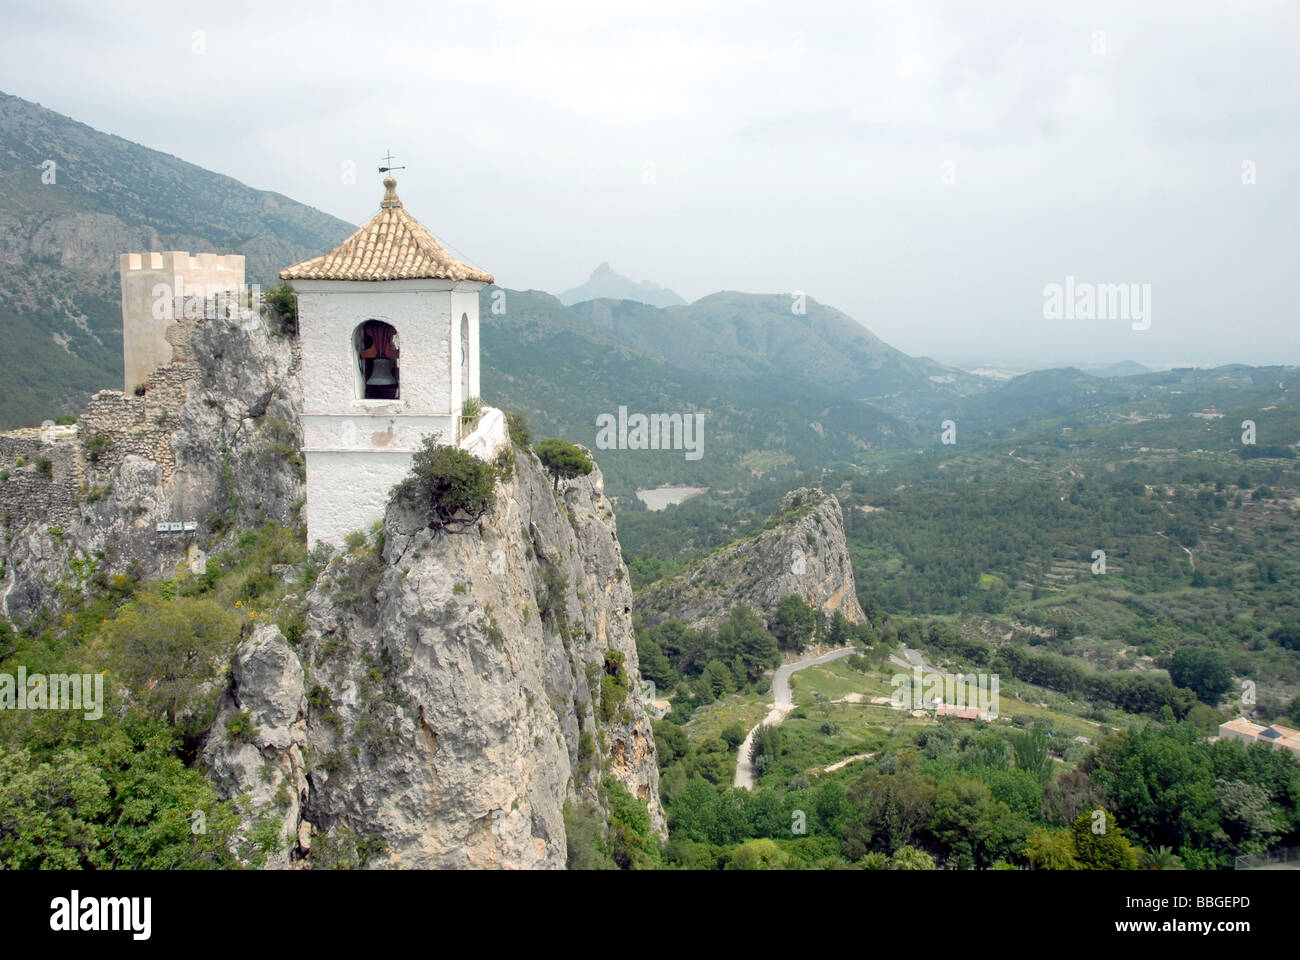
xmin=281 ymin=175 xmax=506 ymax=548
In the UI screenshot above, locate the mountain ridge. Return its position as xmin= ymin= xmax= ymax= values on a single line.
xmin=558 ymin=261 xmax=685 ymax=308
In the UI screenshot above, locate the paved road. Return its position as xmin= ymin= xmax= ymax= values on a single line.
xmin=733 ymin=647 xmax=856 ymax=790
xmin=889 ymin=645 xmax=943 ymax=676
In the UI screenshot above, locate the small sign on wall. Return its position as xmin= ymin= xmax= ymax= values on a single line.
xmin=155 ymin=520 xmax=199 ymax=534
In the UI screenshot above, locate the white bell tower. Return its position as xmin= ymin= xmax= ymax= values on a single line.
xmin=282 ymin=175 xmax=506 ymax=548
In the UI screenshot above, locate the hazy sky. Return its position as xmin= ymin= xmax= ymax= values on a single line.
xmin=2 ymin=0 xmax=1296 ymax=368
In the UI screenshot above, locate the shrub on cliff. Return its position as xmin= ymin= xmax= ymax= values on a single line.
xmin=506 ymin=411 xmax=532 ymax=448
xmin=262 ymin=283 xmax=298 ymax=334
xmin=84 ymin=433 xmax=113 ymax=465
xmin=391 ymin=436 xmax=498 ymax=530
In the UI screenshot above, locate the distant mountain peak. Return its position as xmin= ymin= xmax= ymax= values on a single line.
xmin=558 ymin=263 xmax=685 ymax=308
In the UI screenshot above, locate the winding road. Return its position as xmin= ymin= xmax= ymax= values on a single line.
xmin=733 ymin=646 xmax=856 ymax=789
xmin=889 ymin=645 xmax=944 ymax=678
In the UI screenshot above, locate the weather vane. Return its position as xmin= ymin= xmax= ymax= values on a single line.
xmin=379 ymin=150 xmax=405 ymax=175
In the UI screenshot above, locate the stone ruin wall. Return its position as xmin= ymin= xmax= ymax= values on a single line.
xmin=0 ymin=435 xmax=83 ymax=531
xmin=0 ymin=317 xmax=204 ymax=535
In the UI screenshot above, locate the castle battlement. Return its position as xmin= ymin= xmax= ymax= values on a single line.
xmin=120 ymin=251 xmax=245 ymax=275
xmin=119 ymin=250 xmax=247 ymax=392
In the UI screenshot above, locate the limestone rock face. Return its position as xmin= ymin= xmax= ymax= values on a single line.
xmin=0 ymin=308 xmax=303 ymax=622
xmin=637 ymin=487 xmax=866 ymax=630
xmin=201 ymin=624 xmax=311 ymax=870
xmin=201 ymin=449 xmax=663 ymax=869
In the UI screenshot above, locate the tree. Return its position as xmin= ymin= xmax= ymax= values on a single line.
xmin=842 ymin=762 xmax=936 ymax=858
xmin=390 ymin=436 xmax=498 ymax=529
xmin=0 ymin=719 xmax=240 ymax=869
xmin=653 ymin=720 xmax=689 ymax=766
xmin=1011 ymin=725 xmax=1054 ymax=785
xmin=1070 ymin=809 xmax=1140 ymax=870
xmin=1215 ymin=778 xmax=1280 ymax=852
xmin=927 ymin=775 xmax=1011 ymax=869
xmin=667 ymin=776 xmax=725 ymax=843
xmin=602 ymin=775 xmax=660 ymax=869
xmin=701 ymin=659 xmax=735 ymax=699
xmin=1270 ymin=620 xmax=1300 ymax=652
xmin=96 ymin=594 xmax=240 ymax=737
xmin=1168 ymin=647 xmax=1232 ymax=704
xmin=686 ymin=739 xmax=734 ymax=787
xmin=770 ymin=595 xmax=816 ymax=651
xmin=726 ymin=838 xmax=788 ymax=870
xmin=889 ymin=845 xmax=936 ymax=870
xmin=1139 ymin=845 xmax=1184 ymax=870
xmin=1040 ymin=768 xmax=1108 ymax=827
xmin=719 ymin=723 xmax=746 ymax=750
xmin=1025 ymin=828 xmax=1080 ymax=870
xmin=750 ymin=724 xmax=782 ymax=778
xmin=505 ymin=411 xmax=532 ymax=448
xmin=716 ymin=605 xmax=779 ymax=683
xmin=633 ymin=632 xmax=674 ymax=689
xmin=563 ymin=801 xmax=616 ymax=870
xmin=262 ymin=283 xmax=298 ymax=332
xmin=1090 ymin=723 xmax=1222 ymax=855
xmin=535 ymin=438 xmax=594 ymax=490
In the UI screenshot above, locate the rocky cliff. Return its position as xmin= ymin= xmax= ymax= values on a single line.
xmin=0 ymin=303 xmax=662 ymax=868
xmin=636 ymin=487 xmax=866 ymax=630
xmin=0 ymin=306 xmax=302 ymax=622
xmin=202 ymin=447 xmax=663 ymax=868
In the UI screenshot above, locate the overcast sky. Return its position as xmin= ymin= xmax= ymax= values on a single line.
xmin=2 ymin=0 xmax=1296 ymax=368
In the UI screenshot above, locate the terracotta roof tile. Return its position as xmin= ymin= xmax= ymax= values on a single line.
xmin=281 ymin=178 xmax=493 ymax=284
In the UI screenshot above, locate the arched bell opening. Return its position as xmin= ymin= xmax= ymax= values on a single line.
xmin=354 ymin=320 xmax=400 ymax=400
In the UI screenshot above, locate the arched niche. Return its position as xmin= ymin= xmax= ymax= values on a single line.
xmin=354 ymin=320 xmax=400 ymax=400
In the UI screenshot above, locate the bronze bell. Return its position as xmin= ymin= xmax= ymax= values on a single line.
xmin=365 ymin=357 xmax=397 ymax=387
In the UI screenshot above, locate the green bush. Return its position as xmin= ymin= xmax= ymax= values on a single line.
xmin=0 ymin=720 xmax=240 ymax=869
xmin=390 ymin=436 xmax=499 ymax=529
xmin=506 ymin=411 xmax=533 ymax=448
xmin=564 ymin=800 xmax=616 ymax=870
xmin=596 ymin=649 xmax=631 ymax=723
xmin=84 ymin=433 xmax=113 ymax=465
xmin=600 ymin=775 xmax=660 ymax=869
xmin=225 ymin=709 xmax=260 ymax=744
xmin=262 ymin=283 xmax=298 ymax=334
xmin=96 ymin=594 xmax=240 ymax=738
xmin=538 ymin=556 xmax=569 ymax=623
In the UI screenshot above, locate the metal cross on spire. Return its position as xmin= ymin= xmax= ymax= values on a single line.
xmin=378 ymin=150 xmax=405 ymax=175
